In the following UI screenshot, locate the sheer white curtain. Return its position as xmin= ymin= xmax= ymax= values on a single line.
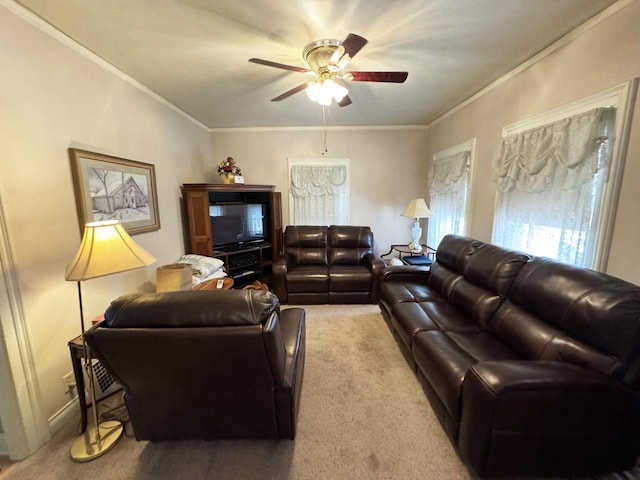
xmin=290 ymin=163 xmax=348 ymax=225
xmin=427 ymin=150 xmax=470 ymax=248
xmin=492 ymin=107 xmax=615 ymax=267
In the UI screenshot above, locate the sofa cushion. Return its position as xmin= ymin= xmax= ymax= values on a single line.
xmin=508 ymin=258 xmax=640 ymax=387
xmin=462 ymin=242 xmax=530 ymax=297
xmin=433 ymin=235 xmax=482 ymax=273
xmin=390 ymin=302 xmax=440 ymax=348
xmin=328 ymin=265 xmax=371 ymax=292
xmin=328 ymin=226 xmax=374 ymax=265
xmin=412 ymin=331 xmax=476 ymax=422
xmin=448 ymin=278 xmax=506 ymax=330
xmin=379 ymin=280 xmax=440 ymax=305
xmin=286 ymin=265 xmax=329 ymax=293
xmin=413 ymin=330 xmax=520 ymax=423
xmin=489 ymin=299 xmax=621 ymax=376
xmin=284 ymin=226 xmax=328 ymax=266
xmin=417 ymin=301 xmax=482 ymax=333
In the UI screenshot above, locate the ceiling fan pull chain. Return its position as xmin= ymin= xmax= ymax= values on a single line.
xmin=321 ymin=104 xmax=329 ymax=155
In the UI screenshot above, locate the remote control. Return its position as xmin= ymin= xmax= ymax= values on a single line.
xmin=216 ymin=279 xmax=224 ymax=289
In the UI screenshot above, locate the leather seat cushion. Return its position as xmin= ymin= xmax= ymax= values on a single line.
xmin=287 ymin=266 xmax=328 ymax=293
xmin=379 ymin=281 xmax=444 ymax=307
xmin=391 ymin=301 xmax=440 ymax=348
xmin=413 ymin=330 xmax=476 ymax=422
xmin=413 ymin=330 xmax=521 ymax=422
xmin=329 ymin=265 xmax=371 ymax=292
xmin=417 ymin=301 xmax=481 ymax=333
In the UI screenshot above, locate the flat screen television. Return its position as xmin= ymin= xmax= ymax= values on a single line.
xmin=209 ymin=202 xmax=267 ymax=248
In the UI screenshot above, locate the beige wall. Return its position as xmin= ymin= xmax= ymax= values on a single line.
xmin=209 ymin=128 xmax=429 ymax=255
xmin=426 ymin=1 xmax=640 ymax=284
xmin=0 ymin=5 xmax=211 ymax=424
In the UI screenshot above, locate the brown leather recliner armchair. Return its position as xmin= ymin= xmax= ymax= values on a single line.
xmin=85 ymin=289 xmax=305 ymax=442
xmin=272 ymin=225 xmax=385 ymax=304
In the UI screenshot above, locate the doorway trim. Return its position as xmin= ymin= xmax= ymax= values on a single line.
xmin=0 ymin=191 xmax=49 ymax=459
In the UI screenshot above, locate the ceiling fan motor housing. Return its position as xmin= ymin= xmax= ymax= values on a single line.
xmin=303 ymin=39 xmax=344 ymax=74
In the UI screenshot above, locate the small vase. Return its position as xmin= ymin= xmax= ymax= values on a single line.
xmin=220 ymin=173 xmax=234 ymax=184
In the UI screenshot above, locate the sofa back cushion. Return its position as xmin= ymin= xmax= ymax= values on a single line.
xmin=429 ymin=235 xmax=530 ymax=329
xmin=104 ymin=289 xmax=280 ymax=328
xmin=428 ymin=235 xmax=481 ymax=297
xmin=500 ymin=258 xmax=640 ymax=389
xmin=284 ymin=225 xmax=328 ymax=266
xmin=328 ymin=225 xmax=373 ymax=265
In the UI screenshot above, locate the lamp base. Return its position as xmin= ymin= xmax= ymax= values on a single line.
xmin=410 ymin=220 xmax=423 ymax=252
xmin=70 ymin=420 xmax=124 ymax=462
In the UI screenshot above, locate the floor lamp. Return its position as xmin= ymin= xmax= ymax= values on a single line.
xmin=401 ymin=198 xmax=432 ymax=252
xmin=65 ymin=220 xmax=156 ymax=462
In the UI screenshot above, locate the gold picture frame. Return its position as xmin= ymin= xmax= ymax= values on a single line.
xmin=69 ymin=148 xmax=160 ymax=235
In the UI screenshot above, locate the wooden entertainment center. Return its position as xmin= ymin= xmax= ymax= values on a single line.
xmin=182 ymin=184 xmax=282 ymax=285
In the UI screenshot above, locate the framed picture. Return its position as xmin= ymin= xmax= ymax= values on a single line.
xmin=69 ymin=148 xmax=160 ymax=235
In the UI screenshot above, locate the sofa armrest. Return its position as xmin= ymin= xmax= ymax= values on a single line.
xmin=459 ymin=360 xmax=639 ymax=477
xmin=379 ymin=265 xmax=431 ymax=284
xmin=363 ymin=253 xmax=386 ymax=303
xmin=273 ymin=307 xmax=306 ymax=439
xmin=272 ymin=255 xmax=290 ymax=303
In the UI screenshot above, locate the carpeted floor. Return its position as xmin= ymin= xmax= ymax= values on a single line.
xmin=1 ymin=305 xmax=638 ymax=480
xmin=1 ymin=305 xmax=474 ymax=480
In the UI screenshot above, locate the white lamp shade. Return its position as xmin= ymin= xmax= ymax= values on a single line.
xmin=401 ymin=198 xmax=432 ymax=219
xmin=65 ymin=220 xmax=156 ymax=281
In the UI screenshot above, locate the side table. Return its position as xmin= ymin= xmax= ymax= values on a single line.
xmin=381 ymin=244 xmax=436 ymax=263
xmin=68 ymin=336 xmax=121 ymax=432
xmin=192 ymin=276 xmax=234 ymax=290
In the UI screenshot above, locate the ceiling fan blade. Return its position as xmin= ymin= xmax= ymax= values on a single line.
xmin=249 ymin=58 xmax=310 ymax=73
xmin=341 ymin=33 xmax=367 ymax=59
xmin=348 ymin=71 xmax=408 ymax=83
xmin=338 ymin=95 xmax=352 ymax=107
xmin=271 ymin=83 xmax=309 ymax=102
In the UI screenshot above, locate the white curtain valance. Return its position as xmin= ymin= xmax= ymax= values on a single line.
xmin=495 ymin=107 xmax=615 ymax=193
xmin=429 ymin=151 xmax=470 ymax=195
xmin=290 ymin=164 xmax=347 ymax=198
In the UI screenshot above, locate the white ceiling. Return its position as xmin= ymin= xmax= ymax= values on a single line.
xmin=15 ymin=0 xmax=619 ymax=129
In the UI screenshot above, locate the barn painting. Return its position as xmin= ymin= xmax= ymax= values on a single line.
xmin=88 ymin=168 xmax=151 ymax=223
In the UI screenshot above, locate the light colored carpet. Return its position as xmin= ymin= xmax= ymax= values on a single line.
xmin=3 ymin=305 xmax=637 ymax=480
xmin=1 ymin=304 xmax=473 ymax=479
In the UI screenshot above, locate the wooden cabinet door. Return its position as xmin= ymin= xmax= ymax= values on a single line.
xmin=270 ymin=191 xmax=283 ymax=257
xmin=184 ymin=191 xmax=212 ymax=255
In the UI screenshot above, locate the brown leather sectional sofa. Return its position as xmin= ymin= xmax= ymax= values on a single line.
xmin=85 ymin=289 xmax=305 ymax=441
xmin=378 ymin=234 xmax=640 ymax=477
xmin=273 ymin=225 xmax=385 ymax=304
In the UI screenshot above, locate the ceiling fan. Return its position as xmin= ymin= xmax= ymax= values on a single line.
xmin=249 ymin=33 xmax=408 ymax=107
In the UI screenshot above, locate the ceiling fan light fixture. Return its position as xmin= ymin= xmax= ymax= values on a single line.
xmin=306 ymin=79 xmax=348 ymax=106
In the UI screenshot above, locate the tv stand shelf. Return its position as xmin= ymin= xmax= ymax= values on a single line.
xmin=213 ymin=243 xmax=273 ymax=284
xmin=182 ymin=184 xmax=282 ymax=286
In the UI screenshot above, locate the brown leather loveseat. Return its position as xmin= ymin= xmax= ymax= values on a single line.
xmin=378 ymin=234 xmax=640 ymax=478
xmin=272 ymin=225 xmax=385 ymax=304
xmin=85 ymin=289 xmax=305 ymax=442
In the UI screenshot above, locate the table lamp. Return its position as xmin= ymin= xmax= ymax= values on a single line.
xmin=401 ymin=198 xmax=432 ymax=252
xmin=65 ymin=220 xmax=156 ymax=462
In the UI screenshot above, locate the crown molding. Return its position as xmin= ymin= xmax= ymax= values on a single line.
xmin=1 ymin=0 xmax=209 ymax=132
xmin=427 ymin=0 xmax=635 ymax=129
xmin=210 ymin=124 xmax=428 ymax=133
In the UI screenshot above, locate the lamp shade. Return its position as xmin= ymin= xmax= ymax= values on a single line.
xmin=65 ymin=220 xmax=156 ymax=281
xmin=306 ymin=79 xmax=348 ymax=106
xmin=401 ymin=198 xmax=432 ymax=219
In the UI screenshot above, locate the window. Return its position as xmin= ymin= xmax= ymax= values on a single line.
xmin=426 ymin=139 xmax=475 ymax=248
xmin=288 ymin=158 xmax=349 ymax=225
xmin=492 ymin=80 xmax=637 ymax=269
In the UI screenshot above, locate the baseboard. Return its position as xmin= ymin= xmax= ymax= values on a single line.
xmin=48 ymin=397 xmax=80 ymax=436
